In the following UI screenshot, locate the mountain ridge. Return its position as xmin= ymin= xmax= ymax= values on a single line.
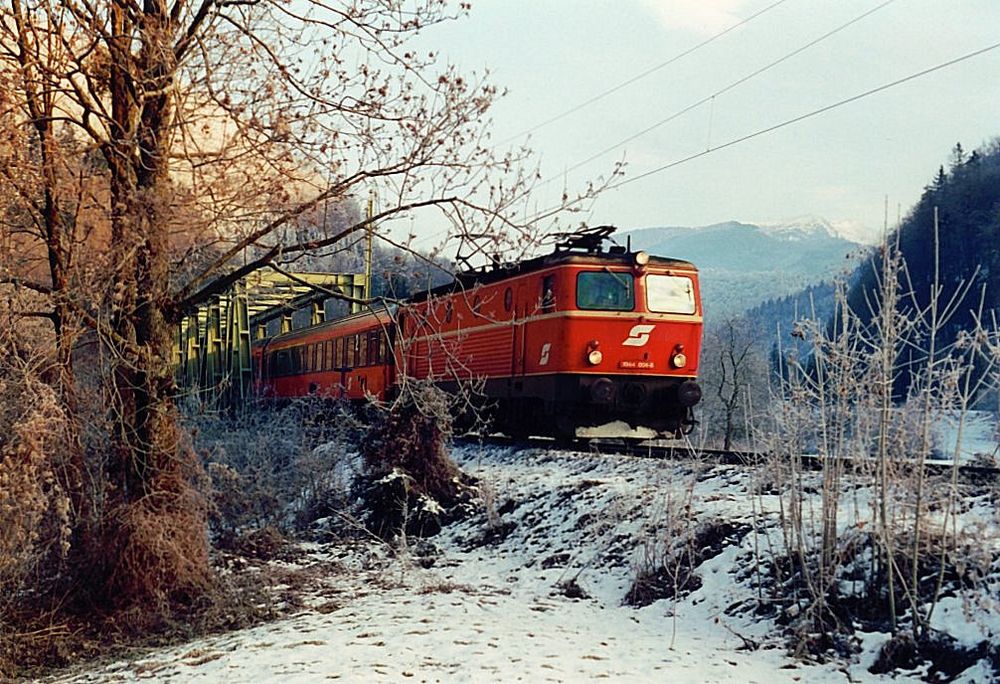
xmin=620 ymin=218 xmax=863 ymax=316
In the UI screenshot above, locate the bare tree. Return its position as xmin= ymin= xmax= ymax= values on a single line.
xmin=0 ymin=0 xmax=575 ymax=611
xmin=699 ymin=317 xmax=769 ymax=450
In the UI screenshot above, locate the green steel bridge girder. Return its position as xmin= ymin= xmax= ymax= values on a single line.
xmin=173 ymin=271 xmax=367 ymax=408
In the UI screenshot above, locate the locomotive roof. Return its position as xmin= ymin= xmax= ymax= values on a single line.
xmin=410 ymin=248 xmax=696 ymax=303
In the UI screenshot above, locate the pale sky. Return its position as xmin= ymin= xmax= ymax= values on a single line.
xmin=408 ymin=0 xmax=1000 ymax=245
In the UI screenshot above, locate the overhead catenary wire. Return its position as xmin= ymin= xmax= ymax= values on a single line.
xmin=608 ymin=39 xmax=1000 ymax=193
xmin=410 ymin=33 xmax=1000 ymax=253
xmin=413 ymin=1 xmax=895 ymax=250
xmin=555 ymin=0 xmax=897 ymax=181
xmin=501 ymin=38 xmax=1000 ymax=232
xmin=500 ymin=0 xmax=793 ymax=145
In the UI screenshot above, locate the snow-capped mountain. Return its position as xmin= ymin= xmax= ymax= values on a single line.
xmin=757 ymin=215 xmax=877 ymax=244
xmin=621 ymin=218 xmax=866 ymax=316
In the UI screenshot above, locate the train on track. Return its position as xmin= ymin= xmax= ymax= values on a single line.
xmin=251 ymin=226 xmax=704 ymax=438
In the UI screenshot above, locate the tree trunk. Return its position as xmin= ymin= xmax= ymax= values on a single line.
xmin=99 ymin=2 xmax=210 ymax=609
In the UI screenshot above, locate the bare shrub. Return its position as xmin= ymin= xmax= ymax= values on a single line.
xmin=357 ymin=381 xmax=476 ymax=540
xmin=103 ymin=464 xmax=213 ymax=615
xmin=187 ymin=398 xmax=363 ymax=545
xmin=760 ymin=224 xmax=1000 ymax=668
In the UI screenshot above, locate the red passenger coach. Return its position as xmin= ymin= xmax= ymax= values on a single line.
xmin=253 ymin=226 xmax=703 ymax=438
xmin=252 ymin=307 xmax=396 ymax=402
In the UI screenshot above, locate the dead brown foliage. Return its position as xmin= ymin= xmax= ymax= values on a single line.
xmin=0 ymin=356 xmax=75 ymax=679
xmin=102 ymin=465 xmax=213 ymax=615
xmin=358 ymin=382 xmax=476 ymax=539
xmin=361 ymin=382 xmax=462 ymax=499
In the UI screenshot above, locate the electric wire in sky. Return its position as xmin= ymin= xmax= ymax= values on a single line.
xmin=565 ymin=39 xmax=1000 ymax=214
xmin=410 ymin=34 xmax=1000 ymax=251
xmin=556 ymin=0 xmax=897 ymax=181
xmin=501 ymin=0 xmax=793 ymax=145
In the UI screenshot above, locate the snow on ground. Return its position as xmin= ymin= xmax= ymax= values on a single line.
xmin=45 ymin=443 xmax=998 ymax=684
xmin=936 ymin=410 xmax=999 ymax=463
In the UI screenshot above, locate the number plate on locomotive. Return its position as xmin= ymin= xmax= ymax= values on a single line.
xmin=619 ymin=360 xmax=655 ymax=369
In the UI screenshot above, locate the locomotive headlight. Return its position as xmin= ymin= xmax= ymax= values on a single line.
xmin=586 ymin=340 xmax=602 ymax=365
xmin=634 ymin=251 xmax=650 ymax=267
xmin=670 ymin=343 xmax=687 ymax=369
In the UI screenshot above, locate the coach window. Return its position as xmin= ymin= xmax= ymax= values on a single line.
xmin=576 ymin=271 xmax=635 ymax=311
xmin=504 ymin=287 xmax=513 ymax=312
xmin=346 ymin=336 xmax=356 ymax=368
xmin=357 ymin=334 xmax=367 ymax=367
xmin=646 ymin=275 xmax=696 ymax=314
xmin=334 ymin=337 xmax=343 ymax=369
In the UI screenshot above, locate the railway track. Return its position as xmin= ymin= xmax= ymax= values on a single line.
xmin=457 ymin=433 xmax=1000 ymax=481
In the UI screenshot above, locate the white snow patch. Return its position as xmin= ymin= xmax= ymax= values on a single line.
xmin=45 ymin=443 xmax=999 ymax=683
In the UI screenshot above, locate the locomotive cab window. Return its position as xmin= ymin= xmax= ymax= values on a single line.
xmin=646 ymin=274 xmax=696 ymax=314
xmin=576 ymin=271 xmax=635 ymax=311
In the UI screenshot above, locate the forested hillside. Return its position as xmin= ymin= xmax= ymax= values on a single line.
xmin=844 ymin=139 xmax=1000 ymax=396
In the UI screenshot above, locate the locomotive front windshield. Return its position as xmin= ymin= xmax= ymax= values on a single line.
xmin=576 ymin=271 xmax=635 ymax=311
xmin=646 ymin=274 xmax=696 ymax=314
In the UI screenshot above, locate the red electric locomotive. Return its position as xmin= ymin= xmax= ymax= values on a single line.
xmin=252 ymin=226 xmax=703 ymax=437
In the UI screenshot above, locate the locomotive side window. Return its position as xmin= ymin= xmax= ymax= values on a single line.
xmin=541 ymin=275 xmax=555 ymax=312
xmin=646 ymin=275 xmax=696 ymax=314
xmin=576 ymin=271 xmax=635 ymax=311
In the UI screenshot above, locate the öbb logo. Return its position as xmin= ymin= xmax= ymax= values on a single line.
xmin=622 ymin=324 xmax=656 ymax=347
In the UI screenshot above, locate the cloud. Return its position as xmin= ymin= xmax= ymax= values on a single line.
xmin=640 ymin=0 xmax=748 ymax=36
